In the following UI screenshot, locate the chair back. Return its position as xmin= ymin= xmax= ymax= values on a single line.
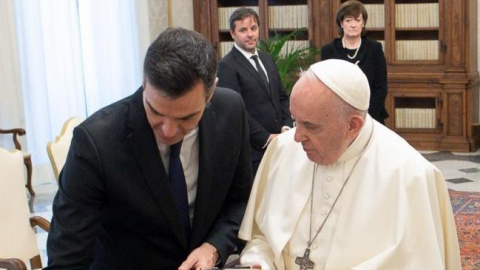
xmin=47 ymin=117 xmax=84 ymax=180
xmin=0 ymin=147 xmax=39 ymax=264
xmin=0 ymin=128 xmax=35 ymax=196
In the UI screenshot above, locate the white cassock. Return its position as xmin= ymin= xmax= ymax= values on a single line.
xmin=239 ymin=115 xmax=461 ymax=270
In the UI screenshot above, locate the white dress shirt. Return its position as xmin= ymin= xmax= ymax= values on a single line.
xmin=234 ymin=43 xmax=269 ymax=82
xmin=157 ymin=128 xmax=199 ymax=224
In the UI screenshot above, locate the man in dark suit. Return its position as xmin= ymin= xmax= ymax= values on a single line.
xmin=45 ymin=28 xmax=253 ymax=270
xmin=217 ymin=7 xmax=293 ymax=176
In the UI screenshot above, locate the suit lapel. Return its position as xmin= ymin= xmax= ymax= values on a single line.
xmin=232 ymin=47 xmax=271 ymax=96
xmin=190 ymin=105 xmax=216 ymax=246
xmin=258 ymin=52 xmax=273 ymax=96
xmin=126 ymin=88 xmax=189 ymax=249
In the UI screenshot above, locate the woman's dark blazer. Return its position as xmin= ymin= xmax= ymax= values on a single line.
xmin=322 ymin=37 xmax=389 ymax=123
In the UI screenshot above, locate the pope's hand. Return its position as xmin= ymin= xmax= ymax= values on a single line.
xmin=178 ymin=242 xmax=219 ymax=270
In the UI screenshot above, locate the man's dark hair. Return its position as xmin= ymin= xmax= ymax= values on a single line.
xmin=143 ymin=27 xmax=217 ymax=98
xmin=336 ymin=0 xmax=368 ymax=37
xmin=229 ymin=7 xmax=260 ymax=31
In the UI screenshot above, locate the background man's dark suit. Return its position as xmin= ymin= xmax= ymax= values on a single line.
xmin=217 ymin=46 xmax=293 ymax=175
xmin=46 ymin=87 xmax=252 ymax=269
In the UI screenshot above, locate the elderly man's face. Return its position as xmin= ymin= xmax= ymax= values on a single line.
xmin=290 ymin=74 xmax=352 ymax=165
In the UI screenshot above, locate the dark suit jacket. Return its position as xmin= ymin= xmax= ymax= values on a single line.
xmin=45 ymin=87 xmax=253 ymax=269
xmin=217 ymin=46 xmax=293 ymax=168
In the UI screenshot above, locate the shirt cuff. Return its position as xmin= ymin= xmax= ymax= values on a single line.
xmin=281 ymin=126 xmax=291 ymax=132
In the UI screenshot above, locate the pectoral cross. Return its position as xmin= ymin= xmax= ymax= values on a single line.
xmin=295 ymin=248 xmax=315 ymax=270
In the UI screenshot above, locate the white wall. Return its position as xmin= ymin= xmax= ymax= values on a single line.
xmin=172 ymin=0 xmax=194 ymax=31
xmin=137 ymin=0 xmax=194 ymax=62
xmin=145 ymin=0 xmax=194 ymax=43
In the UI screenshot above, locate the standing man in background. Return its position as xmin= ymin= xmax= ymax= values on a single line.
xmin=46 ymin=27 xmax=253 ymax=270
xmin=217 ymin=7 xmax=293 ymax=177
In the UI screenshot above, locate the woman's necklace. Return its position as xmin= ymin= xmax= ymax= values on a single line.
xmin=342 ymin=37 xmax=362 ymax=60
xmin=295 ymin=125 xmax=374 ymax=270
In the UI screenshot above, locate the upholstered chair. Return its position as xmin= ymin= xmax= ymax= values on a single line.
xmin=0 ymin=128 xmax=34 ymax=196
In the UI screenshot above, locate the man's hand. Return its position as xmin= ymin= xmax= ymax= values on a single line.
xmin=178 ymin=242 xmax=219 ymax=270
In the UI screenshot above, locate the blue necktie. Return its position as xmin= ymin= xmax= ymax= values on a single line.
xmin=169 ymin=140 xmax=191 ymax=242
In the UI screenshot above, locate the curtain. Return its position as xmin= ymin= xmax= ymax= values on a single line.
xmin=14 ymin=0 xmax=143 ymax=184
xmin=0 ymin=0 xmax=25 ymax=148
xmin=77 ymin=1 xmax=142 ymax=115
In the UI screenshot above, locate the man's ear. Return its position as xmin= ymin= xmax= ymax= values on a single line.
xmin=347 ymin=114 xmax=365 ymax=140
xmin=206 ymin=77 xmax=219 ymax=103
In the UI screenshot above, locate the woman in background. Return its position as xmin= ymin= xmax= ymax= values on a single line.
xmin=321 ymin=0 xmax=389 ymax=124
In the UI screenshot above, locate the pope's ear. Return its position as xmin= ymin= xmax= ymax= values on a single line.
xmin=347 ymin=114 xmax=365 ymax=139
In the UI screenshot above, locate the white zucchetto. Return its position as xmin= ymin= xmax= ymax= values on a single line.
xmin=310 ymin=59 xmax=370 ymax=110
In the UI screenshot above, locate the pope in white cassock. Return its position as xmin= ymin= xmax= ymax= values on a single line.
xmin=238 ymin=59 xmax=461 ymax=270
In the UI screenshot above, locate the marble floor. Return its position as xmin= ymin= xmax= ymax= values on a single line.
xmin=422 ymin=149 xmax=480 ymax=192
xmin=29 ymin=149 xmax=480 ymax=267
